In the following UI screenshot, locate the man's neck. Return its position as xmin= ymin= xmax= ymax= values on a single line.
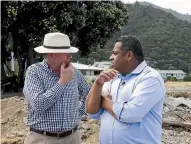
xmin=47 ymin=61 xmax=60 ymax=75
xmin=122 ymin=60 xmax=141 ymax=75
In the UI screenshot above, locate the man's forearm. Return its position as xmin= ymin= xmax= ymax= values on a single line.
xmin=85 ymin=81 xmax=103 ymax=114
xmin=102 ymin=97 xmax=117 ymax=119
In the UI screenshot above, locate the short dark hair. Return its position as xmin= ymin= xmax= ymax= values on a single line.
xmin=116 ymin=35 xmax=144 ymax=62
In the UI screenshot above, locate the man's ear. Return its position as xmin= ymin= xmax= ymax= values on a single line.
xmin=124 ymin=50 xmax=134 ymax=61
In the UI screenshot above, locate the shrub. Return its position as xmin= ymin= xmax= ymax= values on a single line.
xmin=183 ymin=76 xmax=191 ymax=81
xmin=167 ymin=76 xmax=177 ymax=81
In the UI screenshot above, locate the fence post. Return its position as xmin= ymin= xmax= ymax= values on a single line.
xmin=11 ymin=52 xmax=14 ymax=72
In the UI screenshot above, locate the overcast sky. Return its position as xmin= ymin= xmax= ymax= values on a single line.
xmin=122 ymin=0 xmax=191 ymax=14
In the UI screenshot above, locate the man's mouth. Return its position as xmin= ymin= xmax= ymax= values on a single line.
xmin=110 ymin=62 xmax=115 ymax=68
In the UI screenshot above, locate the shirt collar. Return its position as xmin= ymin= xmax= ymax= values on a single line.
xmin=42 ymin=60 xmax=53 ymax=72
xmin=131 ymin=60 xmax=147 ymax=74
xmin=118 ymin=74 xmax=127 ymax=79
xmin=117 ymin=60 xmax=147 ymax=79
xmin=42 ymin=60 xmax=48 ymax=67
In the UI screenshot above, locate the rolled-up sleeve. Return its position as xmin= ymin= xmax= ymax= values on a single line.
xmin=23 ymin=69 xmax=69 ymax=113
xmin=113 ymin=77 xmax=164 ymax=123
xmin=88 ymin=108 xmax=104 ymax=119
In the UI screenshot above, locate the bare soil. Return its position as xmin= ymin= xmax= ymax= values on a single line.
xmin=1 ymin=82 xmax=191 ymax=144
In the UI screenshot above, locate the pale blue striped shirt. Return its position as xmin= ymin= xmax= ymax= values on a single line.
xmin=89 ymin=61 xmax=166 ymax=144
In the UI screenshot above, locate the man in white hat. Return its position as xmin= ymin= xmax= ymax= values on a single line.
xmin=23 ymin=32 xmax=90 ymax=144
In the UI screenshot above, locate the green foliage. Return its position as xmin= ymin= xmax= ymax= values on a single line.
xmin=2 ymin=1 xmax=128 ymax=57
xmin=96 ymin=2 xmax=191 ymax=73
xmin=76 ymin=1 xmax=128 ymax=55
xmin=183 ymin=76 xmax=191 ymax=81
xmin=138 ymin=1 xmax=191 ymax=23
xmin=124 ymin=3 xmax=191 ymax=73
xmin=1 ymin=1 xmax=128 ymax=87
xmin=167 ymin=77 xmax=177 ymax=81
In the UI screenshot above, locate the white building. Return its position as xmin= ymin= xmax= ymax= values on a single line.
xmin=91 ymin=61 xmax=188 ymax=80
xmin=92 ymin=61 xmax=111 ymax=70
xmin=72 ymin=62 xmax=104 ymax=78
xmin=157 ymin=70 xmax=186 ymax=80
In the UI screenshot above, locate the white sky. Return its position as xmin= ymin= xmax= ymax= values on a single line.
xmin=122 ymin=0 xmax=191 ymax=14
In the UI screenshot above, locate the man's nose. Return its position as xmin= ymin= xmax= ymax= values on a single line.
xmin=110 ymin=54 xmax=113 ymax=60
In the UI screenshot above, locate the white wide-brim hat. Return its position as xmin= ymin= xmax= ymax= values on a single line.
xmin=34 ymin=32 xmax=79 ymax=53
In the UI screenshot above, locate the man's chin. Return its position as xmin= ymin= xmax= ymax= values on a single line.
xmin=112 ymin=66 xmax=119 ymax=72
xmin=111 ymin=65 xmax=116 ymax=69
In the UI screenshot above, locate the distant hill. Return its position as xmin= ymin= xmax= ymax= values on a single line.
xmin=82 ymin=2 xmax=191 ymax=74
xmin=138 ymin=1 xmax=191 ymax=23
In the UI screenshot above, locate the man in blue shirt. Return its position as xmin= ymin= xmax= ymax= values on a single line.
xmin=86 ymin=35 xmax=165 ymax=144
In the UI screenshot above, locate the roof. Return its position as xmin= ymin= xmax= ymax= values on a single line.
xmin=157 ymin=70 xmax=186 ymax=74
xmin=92 ymin=61 xmax=111 ymax=69
xmin=93 ymin=61 xmax=111 ymax=65
xmin=72 ymin=63 xmax=104 ymax=71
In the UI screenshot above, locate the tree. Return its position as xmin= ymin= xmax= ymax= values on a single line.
xmin=1 ymin=1 xmax=128 ymax=88
xmin=77 ymin=1 xmax=128 ymax=55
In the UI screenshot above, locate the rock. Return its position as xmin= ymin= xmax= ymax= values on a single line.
xmin=12 ymin=131 xmax=25 ymax=137
xmin=19 ymin=97 xmax=25 ymax=101
xmin=81 ymin=134 xmax=88 ymax=140
xmin=80 ymin=129 xmax=86 ymax=135
xmin=89 ymin=119 xmax=99 ymax=125
xmin=81 ymin=115 xmax=88 ymax=121
xmin=1 ymin=137 xmax=23 ymax=144
xmin=165 ymin=97 xmax=191 ymax=110
xmin=6 ymin=134 xmax=17 ymax=139
xmin=81 ymin=124 xmax=90 ymax=130
xmin=80 ymin=128 xmax=89 ymax=140
xmin=1 ymin=118 xmax=9 ymax=124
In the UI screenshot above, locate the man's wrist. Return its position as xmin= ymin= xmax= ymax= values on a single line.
xmin=58 ymin=79 xmax=68 ymax=86
xmin=95 ymin=79 xmax=104 ymax=86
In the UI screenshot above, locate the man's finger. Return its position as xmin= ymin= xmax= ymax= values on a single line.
xmin=61 ymin=62 xmax=66 ymax=69
xmin=102 ymin=73 xmax=111 ymax=80
xmin=104 ymin=71 xmax=117 ymax=79
xmin=108 ymin=69 xmax=118 ymax=74
xmin=102 ymin=71 xmax=114 ymax=80
xmin=109 ymin=71 xmax=118 ymax=77
xmin=106 ymin=69 xmax=118 ymax=77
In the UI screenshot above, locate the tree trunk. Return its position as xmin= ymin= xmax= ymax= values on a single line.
xmin=12 ymin=30 xmax=25 ymax=88
xmin=1 ymin=35 xmax=9 ymax=80
xmin=16 ymin=51 xmax=26 ymax=88
xmin=27 ymin=45 xmax=34 ymax=68
xmin=1 ymin=63 xmax=7 ymax=80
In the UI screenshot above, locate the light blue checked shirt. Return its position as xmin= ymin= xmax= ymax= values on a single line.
xmin=23 ymin=60 xmax=90 ymax=132
xmin=89 ymin=61 xmax=166 ymax=144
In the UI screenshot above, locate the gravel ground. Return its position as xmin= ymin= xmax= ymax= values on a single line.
xmin=1 ymin=82 xmax=191 ymax=144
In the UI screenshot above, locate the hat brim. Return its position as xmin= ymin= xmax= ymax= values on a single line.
xmin=34 ymin=46 xmax=79 ymax=53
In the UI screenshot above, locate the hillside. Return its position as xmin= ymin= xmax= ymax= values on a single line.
xmin=82 ymin=2 xmax=191 ymax=74
xmin=138 ymin=1 xmax=191 ymax=23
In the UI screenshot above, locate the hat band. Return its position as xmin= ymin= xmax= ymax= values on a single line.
xmin=43 ymin=45 xmax=70 ymax=49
